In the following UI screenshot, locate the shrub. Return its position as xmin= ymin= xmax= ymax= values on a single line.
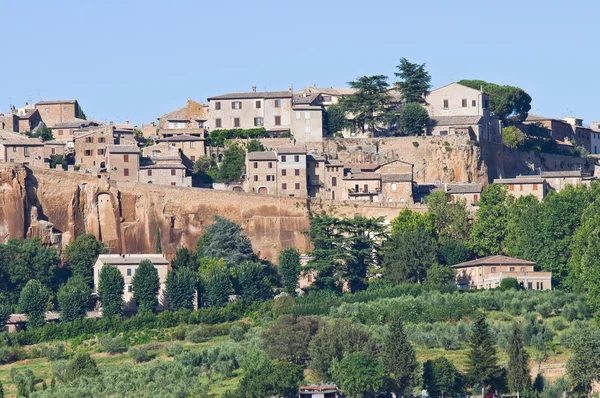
xmin=551 ymin=318 xmax=566 ymax=331
xmin=500 ymin=278 xmax=519 ymax=291
xmin=100 ymin=334 xmax=127 ymax=354
xmin=41 ymin=343 xmax=68 ymax=361
xmin=229 ymin=324 xmax=245 ymax=342
xmin=165 ymin=341 xmax=184 ymax=357
xmin=51 ymin=360 xmax=69 ymax=382
xmin=536 ymin=302 xmax=553 ymax=318
xmin=412 ymin=141 xmax=419 ymax=147
xmin=171 ymin=325 xmax=187 ymax=341
xmin=64 ymin=352 xmax=99 ymax=381
xmin=129 ymin=346 xmax=153 ymax=364
xmin=186 ymin=326 xmax=211 ymax=343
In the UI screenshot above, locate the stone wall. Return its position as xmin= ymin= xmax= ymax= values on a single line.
xmin=502 ymin=147 xmax=595 ymax=177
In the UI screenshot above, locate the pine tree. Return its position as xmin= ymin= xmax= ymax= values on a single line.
xmin=278 ymin=247 xmax=301 ymax=295
xmin=395 ymin=57 xmax=432 ymax=104
xmin=507 ymin=324 xmax=531 ymax=396
xmin=467 ymin=314 xmax=501 ymax=395
xmin=381 ymin=318 xmax=418 ymax=396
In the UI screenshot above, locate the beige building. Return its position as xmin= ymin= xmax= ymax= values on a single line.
xmin=445 ymin=183 xmax=483 ymax=207
xmin=74 ymin=126 xmax=115 ymax=169
xmin=93 ymin=254 xmax=169 ymax=311
xmin=453 ymin=255 xmax=552 ymax=290
xmin=157 ymin=100 xmax=207 ymax=138
xmin=53 ymin=119 xmax=99 ymax=141
xmin=290 ymin=105 xmax=323 ymax=142
xmin=35 ymin=100 xmax=83 ymax=128
xmin=1 ymin=107 xmax=43 ymax=133
xmin=493 ymin=176 xmax=547 ymax=201
xmin=343 ymin=172 xmax=381 ymax=201
xmin=139 ymin=155 xmax=191 ymax=187
xmin=207 ymin=88 xmax=293 ymax=134
xmin=156 ymin=135 xmax=205 ymax=169
xmin=425 ymin=83 xmax=501 ymax=142
xmin=107 ymin=145 xmax=140 ymax=182
xmin=44 ymin=140 xmax=67 ymax=159
xmin=246 ymin=151 xmax=278 ymax=195
xmin=0 ymin=131 xmax=45 ymax=167
xmin=277 ymin=147 xmax=308 ymax=198
xmin=540 ymin=170 xmax=592 ymax=192
xmin=142 ymin=142 xmax=179 ymax=158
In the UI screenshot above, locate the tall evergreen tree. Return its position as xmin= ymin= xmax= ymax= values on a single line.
xmin=235 ymin=262 xmax=270 ymax=303
xmin=19 ymin=279 xmax=49 ymax=329
xmin=381 ymin=318 xmax=418 ymax=396
xmin=155 ymin=228 xmax=162 ymax=254
xmin=382 ymin=228 xmax=437 ymax=284
xmin=279 ymin=247 xmax=301 ymax=295
xmin=466 ymin=314 xmax=501 ymax=395
xmin=305 ymin=213 xmax=347 ymax=291
xmin=132 ymin=260 xmax=160 ymax=312
xmin=200 ymin=258 xmax=232 ymax=308
xmin=165 ymin=267 xmax=197 ymax=311
xmin=469 ymin=184 xmax=514 ymax=256
xmin=423 ymin=357 xmax=464 ymax=398
xmin=170 ymin=248 xmax=197 ymax=271
xmin=198 ymin=216 xmax=255 ymax=267
xmin=98 ymin=265 xmax=124 ymax=318
xmin=507 ymin=324 xmax=532 ymax=396
xmin=340 ymin=75 xmax=394 ymax=135
xmin=63 ymin=234 xmax=105 ymax=287
xmin=57 ymin=276 xmax=90 ymax=322
xmin=395 ymin=57 xmax=432 ymax=104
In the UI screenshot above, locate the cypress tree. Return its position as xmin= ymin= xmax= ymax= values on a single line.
xmin=382 ymin=318 xmax=418 ymax=396
xmin=98 ymin=265 xmax=125 ymax=318
xmin=19 ymin=279 xmax=50 ymax=329
xmin=132 ymin=260 xmax=160 ymax=312
xmin=166 ymin=267 xmax=197 ymax=311
xmin=467 ymin=314 xmax=501 ymax=395
xmin=0 ymin=381 xmax=4 ymax=398
xmin=507 ymin=324 xmax=531 ymax=396
xmin=155 ymin=228 xmax=162 ymax=254
xmin=279 ymin=247 xmax=301 ymax=295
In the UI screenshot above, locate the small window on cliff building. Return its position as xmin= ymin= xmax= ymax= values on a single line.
xmin=253 ymin=162 xmax=258 ymax=169
xmin=472 ymin=100 xmax=477 ymax=107
xmin=124 ymin=168 xmax=129 ymax=177
xmin=124 ymin=155 xmax=129 ymax=162
xmin=171 ymin=169 xmax=176 ymax=176
xmin=462 ymin=99 xmax=467 ymax=107
xmin=443 ymin=99 xmax=449 ymax=109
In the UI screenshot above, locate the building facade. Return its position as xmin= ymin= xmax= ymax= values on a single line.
xmin=157 ymin=100 xmax=207 ymax=138
xmin=0 ymin=131 xmax=45 ymax=167
xmin=35 ymin=100 xmax=82 ymax=128
xmin=73 ymin=126 xmax=115 ymax=169
xmin=156 ymin=135 xmax=205 ymax=169
xmin=493 ymin=176 xmax=547 ymax=201
xmin=107 ymin=145 xmax=140 ymax=182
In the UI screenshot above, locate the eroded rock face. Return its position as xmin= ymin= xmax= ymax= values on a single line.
xmin=0 ymin=165 xmax=311 ymax=263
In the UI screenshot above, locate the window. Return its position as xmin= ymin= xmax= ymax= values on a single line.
xmin=282 ymin=183 xmax=287 ymax=190
xmin=86 ymin=137 xmax=93 ymax=143
xmin=124 ymin=154 xmax=129 ymax=162
xmin=315 ymin=162 xmax=319 ymax=168
xmin=254 ymin=117 xmax=264 ymax=127
xmin=267 ymin=175 xmax=274 ymax=181
xmin=98 ymin=137 xmax=105 ymax=143
xmin=190 ymin=142 xmax=196 ymax=149
xmin=509 ymin=267 xmax=515 ymax=272
xmin=12 ymin=147 xmax=16 ymax=152
xmin=533 ymin=183 xmax=538 ymax=191
xmin=322 ymin=95 xmax=332 ymax=102
xmin=215 ymin=101 xmax=221 ymax=110
xmin=148 ymin=170 xmax=152 ymax=176
xmin=528 ymin=282 xmax=533 ymax=289
xmin=190 ymin=156 xmax=196 ymax=162
xmin=305 ymin=111 xmax=311 ymax=120
xmin=281 ymin=155 xmax=287 ymax=162
xmin=152 ymin=151 xmax=158 ymax=157
xmin=294 ymin=155 xmax=299 ymax=162
xmin=63 ymin=106 xmax=69 ymax=114
xmin=509 ymin=184 xmax=514 ymax=190
xmin=474 ymin=194 xmax=479 ymax=203
xmin=128 ymin=285 xmax=133 ymax=293
xmin=232 ymin=101 xmax=242 ymax=109
xmin=275 ymin=116 xmax=281 ymax=126
xmin=363 ymin=184 xmax=368 ymax=192
xmin=253 ymin=175 xmax=258 ymax=182
xmin=305 ymin=126 xmax=311 ymax=133
xmin=58 ymin=130 xmax=63 ymax=135
xmin=253 ymin=162 xmax=258 ymax=168
xmin=84 ymin=150 xmax=92 ymax=156
xmin=536 ymin=282 xmax=540 ymax=290
xmin=268 ymin=162 xmax=273 ymax=169
xmin=97 ymin=149 xmax=104 ymax=155
xmin=332 ymin=177 xmax=337 ymax=187
xmin=171 ymin=182 xmax=176 ymax=186
xmin=491 ymin=267 xmax=496 ymax=273
xmin=520 ymin=267 xmax=526 ymax=272
xmin=295 ymin=169 xmax=300 ymax=176
xmin=295 ymin=183 xmax=300 ymax=190
xmin=127 ymin=269 xmax=132 ymax=276
xmin=472 ymin=100 xmax=477 ymax=107
xmin=171 ymin=169 xmax=176 ymax=176
xmin=234 ymin=118 xmax=240 ymax=127
xmin=51 ymin=148 xmax=56 ymax=155
xmin=255 ymin=101 xmax=261 ymax=109
xmin=332 ymin=191 xmax=335 ymax=200
xmin=392 ymin=183 xmax=397 ymax=191
xmin=124 ymin=168 xmax=129 ymax=176
xmin=296 ymin=112 xmax=301 ymax=120
xmin=540 ymin=282 xmax=544 ymax=290
xmin=462 ymin=99 xmax=467 ymax=107
xmin=216 ymin=118 xmax=222 ymax=128
xmin=483 ymin=99 xmax=489 ymax=109
xmin=307 ymin=274 xmax=313 ymax=283
xmin=282 ymin=169 xmax=286 ymax=176
xmin=44 ymin=108 xmax=49 ymax=114
xmin=519 ymin=184 xmax=523 ymax=191
xmin=274 ymin=99 xmax=281 ymax=108
xmin=443 ymin=99 xmax=449 ymax=109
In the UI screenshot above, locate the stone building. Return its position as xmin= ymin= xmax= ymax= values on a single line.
xmin=156 ymin=134 xmax=205 ymax=169
xmin=277 ymin=147 xmax=308 ymax=198
xmin=540 ymin=170 xmax=592 ymax=192
xmin=53 ymin=119 xmax=100 ymax=141
xmin=493 ymin=176 xmax=547 ymax=201
xmin=35 ymin=100 xmax=83 ymax=128
xmin=207 ymin=88 xmax=293 ymax=134
xmin=453 ymin=255 xmax=551 ymax=290
xmin=107 ymin=145 xmax=140 ymax=182
xmin=445 ymin=183 xmax=483 ymax=207
xmin=246 ymin=151 xmax=278 ymax=195
xmin=157 ymin=100 xmax=207 ymax=138
xmin=44 ymin=140 xmax=67 ymax=159
xmin=73 ymin=126 xmax=115 ymax=170
xmin=142 ymin=142 xmax=179 ymax=158
xmin=0 ymin=107 xmax=43 ymax=133
xmin=93 ymin=254 xmax=170 ymax=311
xmin=139 ymin=155 xmax=191 ymax=187
xmin=0 ymin=131 xmax=45 ymax=167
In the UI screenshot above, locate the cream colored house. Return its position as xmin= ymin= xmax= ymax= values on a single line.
xmin=493 ymin=176 xmax=547 ymax=201
xmin=93 ymin=254 xmax=170 ymax=311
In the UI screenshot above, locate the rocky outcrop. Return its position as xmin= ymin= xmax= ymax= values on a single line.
xmin=0 ymin=165 xmax=311 ymax=263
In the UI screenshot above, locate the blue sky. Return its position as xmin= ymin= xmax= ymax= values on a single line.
xmin=1 ymin=0 xmax=598 ymax=125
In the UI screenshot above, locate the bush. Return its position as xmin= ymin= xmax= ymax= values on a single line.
xmin=64 ymin=352 xmax=99 ymax=381
xmin=41 ymin=343 xmax=68 ymax=361
xmin=536 ymin=302 xmax=553 ymax=318
xmin=128 ymin=346 xmax=153 ymax=364
xmin=165 ymin=341 xmax=184 ymax=357
xmin=500 ymin=278 xmax=519 ymax=291
xmin=171 ymin=325 xmax=187 ymax=341
xmin=100 ymin=334 xmax=127 ymax=354
xmin=51 ymin=360 xmax=69 ymax=382
xmin=229 ymin=325 xmax=245 ymax=342
xmin=551 ymin=318 xmax=566 ymax=331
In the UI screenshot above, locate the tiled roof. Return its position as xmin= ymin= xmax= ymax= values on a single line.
xmin=540 ymin=170 xmax=585 ymax=178
xmin=494 ymin=176 xmax=545 ymax=184
xmin=96 ymin=254 xmax=169 ymax=266
xmin=16 ymin=109 xmax=39 ymax=120
xmin=344 ymin=163 xmax=379 ymax=172
xmin=428 ymin=115 xmax=483 ymax=126
xmin=52 ymin=118 xmax=94 ymax=129
xmin=525 ymin=114 xmax=570 ymax=125
xmin=207 ymin=91 xmax=292 ymax=100
xmin=107 ymin=145 xmax=139 ymax=154
xmin=446 ymin=183 xmax=483 ymax=194
xmin=0 ymin=130 xmax=44 ymax=146
xmin=44 ymin=140 xmax=67 ymax=146
xmin=157 ymin=134 xmax=204 ymax=142
xmin=381 ymin=173 xmax=413 ymax=183
xmin=159 ymin=103 xmax=207 ymax=121
xmin=36 ymin=100 xmax=77 ymax=105
xmin=276 ymin=146 xmax=306 ymax=155
xmin=326 ymin=160 xmax=343 ymax=167
xmin=247 ymin=151 xmax=277 ymax=161
xmin=344 ymin=172 xmax=381 ymax=180
xmin=452 ymin=255 xmax=536 ymax=268
xmin=140 ymin=162 xmax=186 ymax=170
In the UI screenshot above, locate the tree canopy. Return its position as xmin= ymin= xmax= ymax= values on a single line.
xmin=395 ymin=57 xmax=431 ymax=104
xmin=459 ymin=79 xmax=532 ymax=122
xmin=340 ymin=75 xmax=394 ymax=136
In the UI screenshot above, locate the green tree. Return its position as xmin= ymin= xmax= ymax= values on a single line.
xmin=340 ymin=75 xmax=394 ymax=135
xmin=0 ymin=296 xmax=10 ymax=331
xmin=567 ymin=327 xmax=600 ymax=396
xmin=28 ymin=126 xmax=54 ymax=141
xmin=279 ymin=247 xmax=301 ymax=295
xmin=0 ymin=381 xmax=4 ymax=398
xmin=192 ymin=155 xmax=217 ymax=183
xmin=426 ymin=191 xmax=470 ymax=241
xmin=155 ymin=228 xmax=162 ymax=254
xmin=261 ymin=315 xmax=320 ymax=366
xmin=98 ymin=265 xmax=124 ymax=318
xmin=423 ymin=357 xmax=464 ymax=398
xmin=390 ymin=208 xmax=436 ymax=236
xmin=383 ymin=228 xmax=437 ymax=284
xmin=57 ymin=276 xmax=90 ymax=322
xmin=502 ymin=126 xmax=526 ymax=149
xmin=64 ymin=352 xmax=99 ymax=381
xmin=323 ymin=103 xmax=347 ymax=135
xmin=217 ymin=143 xmax=246 ymax=183
xmin=458 ymin=80 xmax=532 ymax=122
xmin=308 ymin=319 xmax=376 ymax=380
xmin=401 ymin=102 xmax=429 ymax=135
xmin=507 ymin=324 xmax=531 ymax=396
xmin=382 ymin=318 xmax=418 ymax=396
xmin=395 ymin=57 xmax=432 ymax=104
xmin=245 ymin=139 xmax=265 ymax=152
xmin=165 ymin=267 xmax=197 ymax=311
xmin=425 ymin=262 xmax=456 ymax=290
xmin=200 ymin=258 xmax=231 ymax=308
xmin=63 ymin=234 xmax=105 ymax=287
xmin=437 ymin=238 xmax=471 ymax=266
xmin=235 ymin=262 xmax=270 ymax=302
xmin=19 ymin=279 xmax=49 ymax=329
xmin=237 ymin=349 xmax=304 ymax=398
xmin=170 ymin=248 xmax=197 ymax=271
xmin=197 ymin=216 xmax=255 ymax=267
xmin=132 ymin=260 xmax=160 ymax=312
xmin=469 ymin=184 xmax=513 ymax=256
xmin=466 ymin=314 xmax=501 ymax=394
xmin=305 ymin=213 xmax=347 ymax=291
xmin=331 ymin=352 xmax=385 ymax=398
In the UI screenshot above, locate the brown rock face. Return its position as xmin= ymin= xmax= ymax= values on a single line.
xmin=0 ymin=165 xmax=311 ymax=263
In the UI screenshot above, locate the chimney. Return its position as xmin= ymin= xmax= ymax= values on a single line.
xmin=109 ymin=121 xmax=113 ymax=125
xmin=289 ymin=85 xmax=293 ymax=92
xmin=252 ymin=86 xmax=256 ymax=93
xmin=126 ymin=120 xmax=130 ymax=125
xmin=313 ymin=84 xmax=316 ymax=88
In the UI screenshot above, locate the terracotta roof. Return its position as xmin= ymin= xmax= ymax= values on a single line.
xmin=452 ymin=255 xmax=536 ymax=268
xmin=326 ymin=160 xmax=343 ymax=167
xmin=208 ymin=91 xmax=292 ymax=100
xmin=428 ymin=115 xmax=483 ymax=126
xmin=344 ymin=172 xmax=381 ymax=180
xmin=247 ymin=151 xmax=277 ymax=161
xmin=381 ymin=173 xmax=413 ymax=183
xmin=107 ymin=145 xmax=139 ymax=154
xmin=16 ymin=109 xmax=39 ymax=120
xmin=140 ymin=162 xmax=186 ymax=170
xmin=494 ymin=176 xmax=545 ymax=184
xmin=446 ymin=183 xmax=483 ymax=194
xmin=276 ymin=146 xmax=306 ymax=155
xmin=345 ymin=162 xmax=379 ymax=172
xmin=157 ymin=134 xmax=204 ymax=142
xmin=525 ymin=114 xmax=570 ymax=125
